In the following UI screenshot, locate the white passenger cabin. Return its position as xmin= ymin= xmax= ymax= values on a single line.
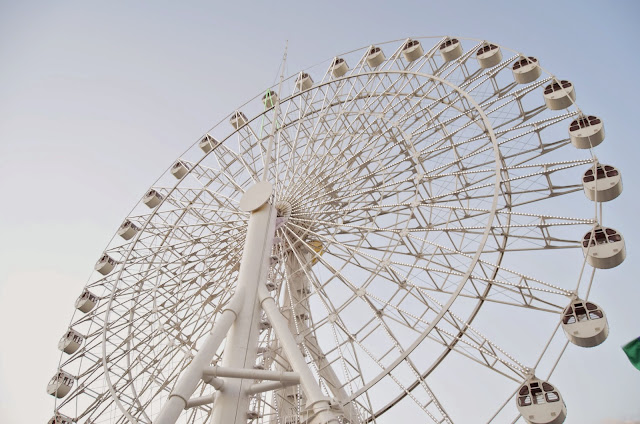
xmin=439 ymin=38 xmax=463 ymax=62
xmin=76 ymin=290 xmax=98 ymax=313
xmin=95 ymin=253 xmax=116 ymax=275
xmin=117 ymin=219 xmax=139 ymax=240
xmin=262 ymin=90 xmax=278 ymax=109
xmin=543 ymin=80 xmax=576 ymax=110
xmin=47 ymin=371 xmax=74 ymax=398
xmin=402 ymin=39 xmax=424 ymax=62
xmin=516 ymin=377 xmax=566 ymax=424
xmin=562 ymin=299 xmax=608 ymax=347
xmin=199 ymin=134 xmax=220 ymax=153
xmin=582 ymin=226 xmax=626 ymax=269
xmin=512 ymin=56 xmax=541 ymax=84
xmin=171 ymin=160 xmax=189 ymax=179
xmin=569 ymin=115 xmax=604 ymax=149
xmin=58 ymin=329 xmax=84 ymax=354
xmin=48 ymin=414 xmax=75 ymax=424
xmin=143 ymin=189 xmax=163 ymax=208
xmin=331 ymin=57 xmax=349 ymax=77
xmin=582 ymin=164 xmax=622 ymax=202
xmin=296 ymin=72 xmax=313 ymax=91
xmin=367 ymin=46 xmax=385 ymax=67
xmin=230 ymin=111 xmax=248 ymax=129
xmin=476 ymin=43 xmax=502 ymax=68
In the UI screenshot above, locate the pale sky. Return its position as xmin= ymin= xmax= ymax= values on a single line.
xmin=1 ymin=0 xmax=639 ymax=423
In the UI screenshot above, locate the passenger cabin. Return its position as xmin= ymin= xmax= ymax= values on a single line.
xmin=512 ymin=56 xmax=541 ymax=84
xmin=367 ymin=46 xmax=385 ymax=67
xmin=439 ymin=38 xmax=463 ymax=62
xmin=331 ymin=57 xmax=349 ymax=77
xmin=582 ymin=226 xmax=626 ymax=269
xmin=143 ymin=189 xmax=163 ymax=208
xmin=476 ymin=43 xmax=502 ymax=68
xmin=543 ymin=80 xmax=576 ymax=110
xmin=171 ymin=160 xmax=189 ymax=179
xmin=516 ymin=378 xmax=566 ymax=424
xmin=199 ymin=134 xmax=220 ymax=153
xmin=76 ymin=290 xmax=98 ymax=313
xmin=262 ymin=90 xmax=278 ymax=109
xmin=562 ymin=299 xmax=608 ymax=347
xmin=582 ymin=164 xmax=622 ymax=202
xmin=95 ymin=253 xmax=116 ymax=275
xmin=48 ymin=414 xmax=75 ymax=424
xmin=47 ymin=371 xmax=74 ymax=399
xmin=569 ymin=115 xmax=604 ymax=149
xmin=117 ymin=219 xmax=139 ymax=240
xmin=58 ymin=329 xmax=84 ymax=354
xmin=295 ymin=72 xmax=313 ymax=91
xmin=402 ymin=39 xmax=424 ymax=62
xmin=230 ymin=111 xmax=248 ymax=129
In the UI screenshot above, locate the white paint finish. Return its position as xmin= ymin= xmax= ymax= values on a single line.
xmin=211 ymin=202 xmax=276 ymax=424
xmin=239 ymin=181 xmax=273 ymax=212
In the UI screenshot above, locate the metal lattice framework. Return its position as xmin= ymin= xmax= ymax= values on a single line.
xmin=49 ymin=37 xmax=620 ymax=424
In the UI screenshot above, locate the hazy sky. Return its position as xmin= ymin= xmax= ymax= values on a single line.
xmin=1 ymin=0 xmax=639 ymax=423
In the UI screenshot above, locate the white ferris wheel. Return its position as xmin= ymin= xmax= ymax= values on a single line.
xmin=48 ymin=36 xmax=625 ymax=424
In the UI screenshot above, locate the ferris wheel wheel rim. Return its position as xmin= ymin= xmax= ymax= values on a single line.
xmin=52 ymin=35 xmax=603 ymax=424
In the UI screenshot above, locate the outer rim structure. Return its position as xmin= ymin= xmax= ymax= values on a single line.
xmin=50 ymin=36 xmax=616 ymax=424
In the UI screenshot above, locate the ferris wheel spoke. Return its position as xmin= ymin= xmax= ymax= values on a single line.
xmin=282 ymin=241 xmax=371 ymax=423
xmin=164 ymin=186 xmax=242 ymax=217
xmin=398 ymin=81 xmax=476 ymax=136
xmin=188 ymin=161 xmax=250 ymax=195
xmin=433 ymin=41 xmax=484 ymax=83
xmin=284 ymin=77 xmax=435 ymax=203
xmin=494 ymin=110 xmax=578 ymax=144
xmin=293 ymin=218 xmax=573 ymax=310
xmin=283 ymin=75 xmax=396 ymax=197
xmin=367 ymin=286 xmax=527 ymax=384
xmin=458 ymin=54 xmax=515 ymax=94
xmin=205 ymin=140 xmax=260 ymax=185
xmin=328 ymin=315 xmax=449 ymax=423
xmin=357 ymin=292 xmax=455 ymax=422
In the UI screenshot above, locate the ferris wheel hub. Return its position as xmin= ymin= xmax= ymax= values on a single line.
xmin=239 ymin=180 xmax=273 ymax=212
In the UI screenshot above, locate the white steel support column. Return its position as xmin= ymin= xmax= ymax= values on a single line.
xmin=283 ymin=253 xmax=360 ymax=423
xmin=211 ymin=200 xmax=276 ymax=424
xmin=259 ymin=284 xmax=342 ymax=424
xmin=155 ymin=298 xmax=240 ymax=424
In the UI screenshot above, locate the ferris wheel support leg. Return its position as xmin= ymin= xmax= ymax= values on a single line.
xmin=284 ymin=254 xmax=360 ymax=423
xmin=154 ymin=301 xmax=239 ymax=424
xmin=259 ymin=284 xmax=343 ymax=424
xmin=210 ymin=202 xmax=277 ymax=424
xmin=156 ymin=202 xmax=276 ymax=424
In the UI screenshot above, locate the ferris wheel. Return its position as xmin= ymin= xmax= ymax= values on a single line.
xmin=48 ymin=36 xmax=625 ymax=424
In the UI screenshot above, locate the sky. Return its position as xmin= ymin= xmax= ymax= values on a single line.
xmin=1 ymin=0 xmax=639 ymax=423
